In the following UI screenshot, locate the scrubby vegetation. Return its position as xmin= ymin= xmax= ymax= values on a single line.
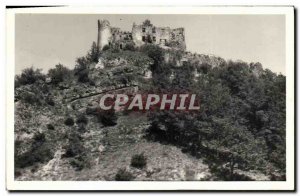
xmin=131 ymin=153 xmax=147 ymax=169
xmin=64 ymin=117 xmax=75 ymax=126
xmin=76 ymin=114 xmax=88 ymax=125
xmin=115 ymin=168 xmax=135 ymax=181
xmin=96 ymin=109 xmax=118 ymax=127
xmin=48 ymin=63 xmax=72 ymax=85
xmin=15 ymin=67 xmax=45 ymax=88
xmin=47 ymin=124 xmax=55 ymax=130
xmin=145 ymin=49 xmax=286 ymax=180
xmin=15 ymin=132 xmax=54 ymax=168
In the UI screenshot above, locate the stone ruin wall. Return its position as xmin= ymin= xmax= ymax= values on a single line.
xmin=132 ymin=22 xmax=185 ymax=50
xmin=98 ymin=19 xmax=186 ymax=51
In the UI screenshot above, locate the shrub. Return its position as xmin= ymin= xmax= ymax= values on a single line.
xmin=75 ymin=57 xmax=90 ymax=83
xmin=47 ymin=124 xmax=55 ymax=130
xmin=15 ymin=67 xmax=45 ymax=87
xmin=115 ymin=169 xmax=134 ymax=181
xmin=69 ymin=157 xmax=85 ymax=171
xmin=63 ymin=133 xmax=90 ymax=170
xmin=46 ymin=97 xmax=55 ymax=106
xmin=97 ymin=109 xmax=117 ymax=126
xmin=21 ymin=91 xmax=41 ymax=105
xmin=89 ymin=80 xmax=95 ymax=86
xmin=64 ymin=117 xmax=74 ymax=126
xmin=102 ymin=45 xmax=110 ymax=51
xmin=124 ymin=43 xmax=135 ymax=51
xmin=77 ymin=124 xmax=87 ymax=133
xmin=77 ymin=69 xmax=90 ymax=83
xmin=48 ymin=63 xmax=71 ymax=85
xmin=76 ymin=114 xmax=88 ymax=125
xmin=63 ymin=134 xmax=83 ymax=158
xmin=15 ymin=132 xmax=53 ymax=168
xmin=111 ymin=47 xmax=120 ymax=53
xmin=15 ymin=170 xmax=21 ymax=178
xmin=139 ymin=44 xmax=164 ymax=72
xmin=131 ymin=153 xmax=147 ymax=169
xmin=32 ymin=132 xmax=46 ymax=144
xmin=86 ymin=42 xmax=100 ymax=63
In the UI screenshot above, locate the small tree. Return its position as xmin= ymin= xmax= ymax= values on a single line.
xmin=86 ymin=42 xmax=100 ymax=63
xmin=48 ymin=63 xmax=70 ymax=85
xmin=131 ymin=153 xmax=147 ymax=169
xmin=75 ymin=57 xmax=90 ymax=83
xmin=210 ymin=117 xmax=268 ymax=179
xmin=143 ymin=19 xmax=152 ymax=26
xmin=139 ymin=44 xmax=164 ymax=73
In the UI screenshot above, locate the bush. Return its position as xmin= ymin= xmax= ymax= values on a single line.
xmin=86 ymin=42 xmax=100 ymax=63
xmin=75 ymin=57 xmax=90 ymax=83
xmin=21 ymin=91 xmax=41 ymax=105
xmin=63 ymin=134 xmax=83 ymax=158
xmin=77 ymin=123 xmax=87 ymax=133
xmin=97 ymin=109 xmax=117 ymax=126
xmin=124 ymin=43 xmax=135 ymax=51
xmin=47 ymin=124 xmax=55 ymax=130
xmin=115 ymin=169 xmax=135 ymax=181
xmin=63 ymin=133 xmax=90 ymax=170
xmin=69 ymin=157 xmax=85 ymax=171
xmin=15 ymin=132 xmax=53 ymax=168
xmin=139 ymin=44 xmax=164 ymax=72
xmin=64 ymin=117 xmax=74 ymax=126
xmin=48 ymin=63 xmax=71 ymax=85
xmin=131 ymin=153 xmax=147 ymax=169
xmin=89 ymin=80 xmax=95 ymax=86
xmin=46 ymin=97 xmax=55 ymax=106
xmin=77 ymin=69 xmax=90 ymax=83
xmin=15 ymin=67 xmax=45 ymax=87
xmin=76 ymin=114 xmax=88 ymax=125
xmin=102 ymin=45 xmax=110 ymax=51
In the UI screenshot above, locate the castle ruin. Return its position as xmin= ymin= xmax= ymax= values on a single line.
xmin=97 ymin=19 xmax=186 ymax=51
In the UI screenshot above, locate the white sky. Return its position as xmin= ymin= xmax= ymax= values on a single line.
xmin=15 ymin=14 xmax=285 ymax=75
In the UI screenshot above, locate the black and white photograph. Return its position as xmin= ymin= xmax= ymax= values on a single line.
xmin=5 ymin=6 xmax=295 ymax=191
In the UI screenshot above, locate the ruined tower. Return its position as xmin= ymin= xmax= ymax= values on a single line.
xmin=97 ymin=20 xmax=111 ymax=51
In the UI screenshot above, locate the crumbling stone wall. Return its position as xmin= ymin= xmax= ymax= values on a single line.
xmin=110 ymin=28 xmax=134 ymax=49
xmin=132 ymin=20 xmax=186 ymax=50
xmin=97 ymin=19 xmax=186 ymax=51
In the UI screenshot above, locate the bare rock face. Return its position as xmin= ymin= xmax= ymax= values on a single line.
xmin=98 ymin=144 xmax=105 ymax=153
xmin=95 ymin=58 xmax=105 ymax=69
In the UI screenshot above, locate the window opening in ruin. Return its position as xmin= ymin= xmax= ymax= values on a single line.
xmin=160 ymin=39 xmax=166 ymax=45
xmin=147 ymin=35 xmax=152 ymax=43
xmin=120 ymin=44 xmax=123 ymax=49
xmin=153 ymin=36 xmax=156 ymax=42
xmin=142 ymin=36 xmax=146 ymax=42
xmin=142 ymin=28 xmax=145 ymax=32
